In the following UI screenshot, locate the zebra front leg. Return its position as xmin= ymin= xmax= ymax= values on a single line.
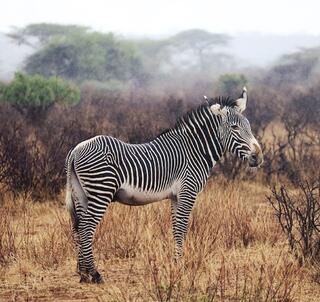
xmin=171 ymin=198 xmax=177 ymax=246
xmin=173 ymin=190 xmax=196 ymax=258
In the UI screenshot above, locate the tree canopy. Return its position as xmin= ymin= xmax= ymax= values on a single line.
xmin=218 ymin=73 xmax=247 ymax=96
xmin=0 ymin=72 xmax=80 ymax=120
xmin=8 ymin=23 xmax=90 ymax=47
xmin=9 ymin=24 xmax=146 ymax=85
xmin=8 ymin=24 xmax=234 ymax=84
xmin=24 ymin=32 xmax=145 ymax=84
xmin=265 ymin=47 xmax=320 ymax=87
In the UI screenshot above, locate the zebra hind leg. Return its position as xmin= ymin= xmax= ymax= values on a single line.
xmin=77 ymin=174 xmax=119 ymax=283
xmin=69 ymin=170 xmax=90 ymax=282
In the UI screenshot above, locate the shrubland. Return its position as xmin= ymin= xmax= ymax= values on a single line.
xmin=0 ymin=24 xmax=319 ymax=301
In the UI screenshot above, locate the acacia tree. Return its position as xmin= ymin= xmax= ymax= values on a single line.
xmin=9 ymin=24 xmax=146 ymax=85
xmin=24 ymin=32 xmax=145 ymax=84
xmin=168 ymin=29 xmax=230 ymax=72
xmin=135 ymin=29 xmax=232 ymax=76
xmin=265 ymin=47 xmax=320 ymax=88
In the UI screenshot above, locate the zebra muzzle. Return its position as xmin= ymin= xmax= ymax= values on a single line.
xmin=248 ymin=151 xmax=263 ymax=167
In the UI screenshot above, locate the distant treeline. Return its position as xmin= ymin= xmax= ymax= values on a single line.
xmin=6 ymin=24 xmax=232 ymax=88
xmin=5 ymin=23 xmax=320 ymax=91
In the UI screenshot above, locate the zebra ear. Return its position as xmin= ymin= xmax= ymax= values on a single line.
xmin=210 ymin=103 xmax=227 ymax=116
xmin=203 ymin=95 xmax=209 ymax=105
xmin=234 ymin=86 xmax=247 ymax=113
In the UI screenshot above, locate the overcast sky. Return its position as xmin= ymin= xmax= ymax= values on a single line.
xmin=1 ymin=0 xmax=320 ymax=36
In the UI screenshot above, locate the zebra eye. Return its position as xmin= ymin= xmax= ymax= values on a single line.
xmin=231 ymin=125 xmax=240 ymax=131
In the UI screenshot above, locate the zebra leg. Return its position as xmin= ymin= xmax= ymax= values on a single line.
xmin=173 ymin=190 xmax=197 ymax=258
xmin=69 ymin=171 xmax=88 ymax=280
xmin=171 ymin=198 xmax=177 ymax=252
xmin=77 ymin=178 xmax=119 ymax=283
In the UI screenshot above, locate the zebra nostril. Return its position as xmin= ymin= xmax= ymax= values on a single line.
xmin=251 ymin=154 xmax=258 ymax=161
xmin=249 ymin=152 xmax=263 ymax=167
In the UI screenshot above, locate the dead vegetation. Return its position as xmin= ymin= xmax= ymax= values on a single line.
xmin=0 ymin=181 xmax=320 ymax=301
xmin=267 ymin=180 xmax=320 ymax=265
xmin=0 ymin=74 xmax=319 ymax=300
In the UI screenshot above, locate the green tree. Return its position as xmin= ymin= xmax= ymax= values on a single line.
xmin=218 ymin=73 xmax=248 ymax=96
xmin=169 ymin=29 xmax=230 ymax=71
xmin=135 ymin=29 xmax=231 ymax=76
xmin=8 ymin=24 xmax=146 ymax=85
xmin=23 ymin=31 xmax=145 ymax=84
xmin=1 ymin=72 xmax=80 ymax=121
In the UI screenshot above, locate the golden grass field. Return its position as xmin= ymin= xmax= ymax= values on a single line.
xmin=1 ymin=179 xmax=320 ymax=301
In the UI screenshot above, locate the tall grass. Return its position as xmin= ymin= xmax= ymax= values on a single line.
xmin=1 ymin=181 xmax=318 ymax=301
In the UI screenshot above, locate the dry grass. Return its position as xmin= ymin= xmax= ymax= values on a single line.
xmin=1 ymin=180 xmax=320 ymax=301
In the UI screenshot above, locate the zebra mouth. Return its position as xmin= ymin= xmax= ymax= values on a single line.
xmin=249 ymin=161 xmax=259 ymax=168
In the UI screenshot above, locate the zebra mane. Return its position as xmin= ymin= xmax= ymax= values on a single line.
xmin=176 ymin=96 xmax=236 ymax=127
xmin=156 ymin=96 xmax=235 ymax=138
xmin=206 ymin=96 xmax=237 ymax=108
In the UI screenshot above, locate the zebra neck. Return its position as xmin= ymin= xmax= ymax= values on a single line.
xmin=165 ymin=106 xmax=224 ymax=169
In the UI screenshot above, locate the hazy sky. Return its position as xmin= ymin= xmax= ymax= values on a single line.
xmin=1 ymin=0 xmax=320 ymax=36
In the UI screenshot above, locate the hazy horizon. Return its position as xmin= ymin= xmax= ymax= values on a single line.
xmin=1 ymin=0 xmax=320 ymax=80
xmin=1 ymin=0 xmax=320 ymax=35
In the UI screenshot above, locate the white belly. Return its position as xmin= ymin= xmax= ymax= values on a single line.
xmin=115 ymin=183 xmax=179 ymax=206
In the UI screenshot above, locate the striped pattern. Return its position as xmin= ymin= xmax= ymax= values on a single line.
xmin=65 ymin=93 xmax=262 ymax=283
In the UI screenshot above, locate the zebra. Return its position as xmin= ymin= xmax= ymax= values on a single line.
xmin=65 ymin=87 xmax=263 ymax=283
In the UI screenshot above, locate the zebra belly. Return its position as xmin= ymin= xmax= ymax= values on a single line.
xmin=114 ymin=183 xmax=177 ymax=206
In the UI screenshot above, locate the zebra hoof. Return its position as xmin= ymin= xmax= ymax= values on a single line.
xmin=91 ymin=271 xmax=104 ymax=284
xmin=79 ymin=273 xmax=91 ymax=283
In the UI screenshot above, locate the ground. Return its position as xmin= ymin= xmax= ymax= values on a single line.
xmin=1 ymin=180 xmax=320 ymax=301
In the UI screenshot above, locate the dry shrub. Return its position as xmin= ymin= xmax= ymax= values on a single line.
xmin=97 ymin=181 xmax=296 ymax=301
xmin=190 ymin=182 xmax=281 ymax=250
xmin=29 ymin=226 xmax=70 ymax=270
xmin=0 ymin=196 xmax=73 ymax=272
xmin=139 ymin=213 xmax=302 ymax=302
xmin=0 ymin=210 xmax=19 ymax=266
xmin=95 ymin=205 xmax=146 ymax=260
xmin=0 ymin=81 xmax=319 ymax=197
xmin=267 ymin=179 xmax=320 ymax=265
xmin=0 ymin=92 xmax=187 ymax=200
xmin=26 ymin=209 xmax=73 ymax=270
xmin=94 ymin=200 xmax=173 ymax=263
xmin=0 ymin=81 xmax=319 ymax=300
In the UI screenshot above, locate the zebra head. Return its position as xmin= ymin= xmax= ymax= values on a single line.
xmin=210 ymin=87 xmax=263 ymax=167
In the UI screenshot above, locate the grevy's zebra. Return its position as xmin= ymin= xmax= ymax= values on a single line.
xmin=66 ymin=87 xmax=263 ymax=283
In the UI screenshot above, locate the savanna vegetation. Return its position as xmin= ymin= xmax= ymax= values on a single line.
xmin=0 ymin=23 xmax=319 ymax=301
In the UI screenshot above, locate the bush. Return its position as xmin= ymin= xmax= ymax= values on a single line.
xmin=217 ymin=73 xmax=247 ymax=97
xmin=24 ymin=32 xmax=146 ymax=84
xmin=0 ymin=74 xmax=319 ymax=199
xmin=0 ymin=73 xmax=80 ymax=121
xmin=267 ymin=179 xmax=320 ymax=265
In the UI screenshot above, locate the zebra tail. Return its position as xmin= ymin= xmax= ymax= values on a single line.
xmin=65 ymin=149 xmax=78 ymax=229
